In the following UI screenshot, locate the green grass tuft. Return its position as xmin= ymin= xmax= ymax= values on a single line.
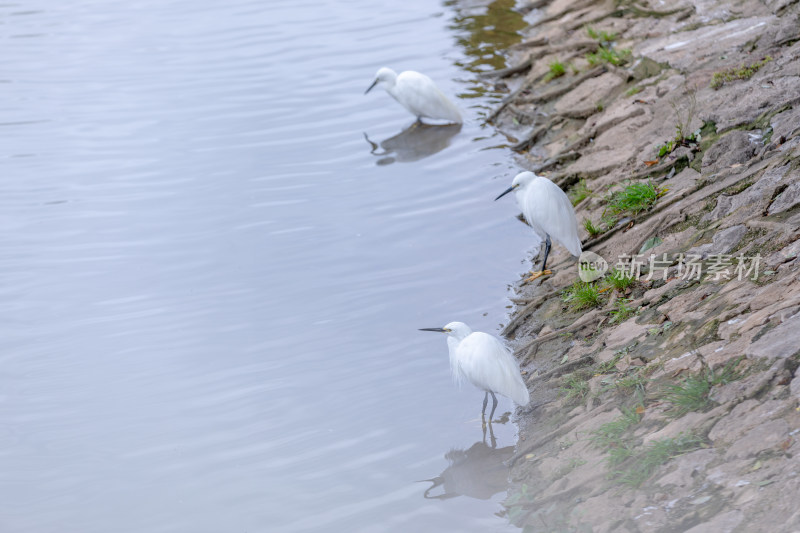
xmin=590 ymin=407 xmax=641 ymax=451
xmin=655 ymin=89 xmax=700 ymax=157
xmin=560 ymin=372 xmax=591 ymax=404
xmin=626 ymin=85 xmax=643 ymax=97
xmin=568 ymin=178 xmax=591 ymax=206
xmin=664 ymin=359 xmax=744 ymax=417
xmin=544 ymin=60 xmax=567 ymax=82
xmin=585 ymin=25 xmax=629 ymax=67
xmin=605 ymin=180 xmax=661 ymax=216
xmin=656 ymin=140 xmax=674 ymax=157
xmin=583 ymin=218 xmax=604 ymax=237
xmin=585 ymin=26 xmax=617 ymax=44
xmin=609 ymin=297 xmax=635 ymax=324
xmin=592 ymin=410 xmax=704 ymax=488
xmin=600 ymin=212 xmax=618 ymax=228
xmin=590 ymin=408 xmax=704 ymax=487
xmin=586 ymin=45 xmax=631 ymax=67
xmin=664 ymin=374 xmax=711 ymax=416
xmin=563 ymin=281 xmax=603 ymax=310
xmin=614 ymin=434 xmax=704 ymax=487
xmin=595 ymin=350 xmax=626 ymax=375
xmin=615 ymin=373 xmax=646 ymax=394
xmin=711 ymin=57 xmax=773 ymax=89
xmin=605 ymin=268 xmax=636 ymax=291
xmin=607 ymin=444 xmax=635 ymax=467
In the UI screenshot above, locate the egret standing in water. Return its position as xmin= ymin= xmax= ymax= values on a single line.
xmin=496 ymin=171 xmax=582 ymax=282
xmin=365 ymin=67 xmax=462 ymax=124
xmin=420 ymin=322 xmax=529 ymax=422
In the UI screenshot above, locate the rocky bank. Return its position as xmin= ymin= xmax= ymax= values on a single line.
xmin=486 ymin=0 xmax=800 ymax=530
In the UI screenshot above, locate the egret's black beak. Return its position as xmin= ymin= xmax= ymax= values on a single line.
xmin=494 ymin=186 xmax=515 ymax=201
xmin=419 ymin=327 xmax=447 ymax=333
xmin=365 ymin=79 xmax=378 ymax=94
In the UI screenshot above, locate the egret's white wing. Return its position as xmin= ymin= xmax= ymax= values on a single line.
xmin=455 ymin=332 xmax=529 ymax=406
xmin=520 ymin=177 xmax=582 ymax=257
xmin=395 ymin=71 xmax=462 ymax=123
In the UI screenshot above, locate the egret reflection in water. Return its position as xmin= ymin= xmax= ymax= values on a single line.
xmin=364 ymin=122 xmax=462 ymax=165
xmin=421 ymin=422 xmax=514 ymax=501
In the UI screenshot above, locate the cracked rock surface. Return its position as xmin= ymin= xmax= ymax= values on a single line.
xmin=490 ymin=0 xmax=800 ymax=530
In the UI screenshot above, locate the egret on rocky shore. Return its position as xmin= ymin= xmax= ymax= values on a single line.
xmin=420 ymin=322 xmax=529 ymax=422
xmin=365 ymin=67 xmax=462 ymax=124
xmin=496 ymin=171 xmax=582 ymax=282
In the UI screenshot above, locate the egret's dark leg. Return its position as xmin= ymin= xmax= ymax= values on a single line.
xmin=541 ymin=234 xmax=552 ymax=271
xmin=487 ymin=419 xmax=497 ymax=449
xmin=525 ymin=234 xmax=554 ymax=282
xmin=488 ymin=391 xmax=498 ymax=422
xmin=482 ymin=391 xmax=489 ymax=417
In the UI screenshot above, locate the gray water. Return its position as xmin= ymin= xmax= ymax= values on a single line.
xmin=0 ymin=1 xmax=538 ymax=531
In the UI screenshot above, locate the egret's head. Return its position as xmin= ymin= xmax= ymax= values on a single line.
xmin=494 ymin=171 xmax=537 ymax=201
xmin=365 ymin=67 xmax=398 ymax=94
xmin=419 ymin=321 xmax=472 ymax=339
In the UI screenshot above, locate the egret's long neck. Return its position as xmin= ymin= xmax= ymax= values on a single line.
xmin=445 ymin=329 xmax=471 ymax=384
xmin=446 ymin=336 xmax=462 ymax=382
xmin=513 ymin=185 xmax=528 ymax=203
xmin=447 ymin=331 xmax=472 ymax=356
xmin=446 ymin=335 xmax=461 ymax=354
xmin=514 ymin=186 xmax=533 ymax=222
xmin=383 ymin=72 xmax=398 ymax=93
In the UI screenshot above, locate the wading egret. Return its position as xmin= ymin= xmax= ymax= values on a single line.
xmin=420 ymin=322 xmax=529 ymax=422
xmin=364 ymin=67 xmax=462 ymax=124
xmin=496 ymin=171 xmax=582 ymax=282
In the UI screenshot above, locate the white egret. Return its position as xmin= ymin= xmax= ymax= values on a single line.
xmin=364 ymin=67 xmax=462 ymax=124
xmin=495 ymin=171 xmax=582 ymax=282
xmin=420 ymin=322 xmax=529 ymax=422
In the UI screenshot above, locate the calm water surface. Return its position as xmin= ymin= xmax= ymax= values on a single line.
xmin=0 ymin=0 xmax=538 ymax=531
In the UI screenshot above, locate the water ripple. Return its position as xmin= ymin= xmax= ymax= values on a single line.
xmin=0 ymin=0 xmax=526 ymax=532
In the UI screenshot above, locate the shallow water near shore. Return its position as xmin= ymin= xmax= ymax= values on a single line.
xmin=0 ymin=0 xmax=536 ymax=531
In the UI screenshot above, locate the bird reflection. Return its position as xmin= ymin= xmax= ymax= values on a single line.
xmin=363 ymin=122 xmax=461 ymax=165
xmin=421 ymin=422 xmax=513 ymax=500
